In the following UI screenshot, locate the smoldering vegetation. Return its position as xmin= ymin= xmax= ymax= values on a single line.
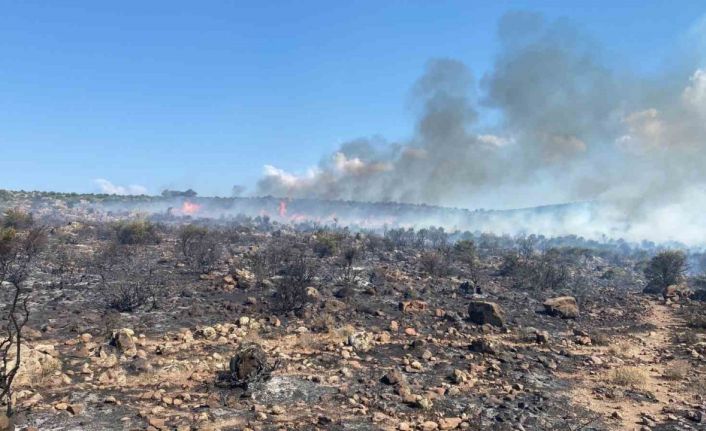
xmin=1 ymin=201 xmax=706 ymax=430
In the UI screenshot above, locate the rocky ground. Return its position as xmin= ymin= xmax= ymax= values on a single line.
xmin=1 ymin=202 xmax=705 ymax=431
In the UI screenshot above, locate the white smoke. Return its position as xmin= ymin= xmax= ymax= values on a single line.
xmin=256 ymin=12 xmax=706 ymax=245
xmin=94 ymin=179 xmax=147 ymax=196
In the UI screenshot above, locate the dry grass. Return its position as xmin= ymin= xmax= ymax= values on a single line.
xmin=607 ymin=340 xmax=640 ymax=358
xmin=609 ymin=366 xmax=648 ymax=387
xmin=663 ymin=360 xmax=689 ymax=381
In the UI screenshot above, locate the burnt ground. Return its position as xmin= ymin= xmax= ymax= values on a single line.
xmin=1 ymin=207 xmax=705 ymax=431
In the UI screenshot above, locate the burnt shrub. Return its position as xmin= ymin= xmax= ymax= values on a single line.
xmin=514 ymin=249 xmax=569 ymax=291
xmin=177 ymin=224 xmax=222 ymax=273
xmin=644 ymin=250 xmax=686 ymax=293
xmin=91 ymin=244 xmax=166 ymax=312
xmin=419 ymin=249 xmax=450 ymax=277
xmin=272 ymin=249 xmax=316 ymax=314
xmin=113 ymin=219 xmax=160 ymax=245
xmin=337 ymin=245 xmax=362 ymax=286
xmin=497 ymin=252 xmax=520 ymax=276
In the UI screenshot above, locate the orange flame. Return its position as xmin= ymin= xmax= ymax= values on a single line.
xmin=181 ymin=201 xmax=201 ymax=215
xmin=278 ymin=200 xmax=287 ymax=217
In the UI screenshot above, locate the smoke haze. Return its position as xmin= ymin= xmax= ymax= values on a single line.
xmin=256 ymin=12 xmax=706 ymax=245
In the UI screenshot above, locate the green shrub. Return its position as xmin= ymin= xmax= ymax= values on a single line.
xmin=644 ymin=250 xmax=686 ymax=292
xmin=113 ymin=219 xmax=160 ymax=245
xmin=2 ymin=208 xmax=34 ymax=229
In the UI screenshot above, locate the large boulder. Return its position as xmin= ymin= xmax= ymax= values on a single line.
xmin=6 ymin=343 xmax=62 ymax=387
xmin=543 ymin=296 xmax=579 ymax=319
xmin=0 ymin=413 xmax=13 ymax=431
xmin=467 ymin=301 xmax=505 ymax=328
xmin=663 ymin=283 xmax=691 ymax=299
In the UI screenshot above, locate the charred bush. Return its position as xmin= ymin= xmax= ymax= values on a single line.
xmin=337 ymin=245 xmax=362 ymax=286
xmin=644 ymin=250 xmax=686 ymax=293
xmin=419 ymin=249 xmax=450 ymax=277
xmin=48 ymin=243 xmax=86 ymax=289
xmin=113 ymin=219 xmax=160 ymax=245
xmin=498 ymin=252 xmax=521 ymax=276
xmin=515 ymin=250 xmax=569 ymax=291
xmin=217 ymin=342 xmax=275 ymax=390
xmin=177 ymin=224 xmax=222 ymax=273
xmin=272 ymin=249 xmax=317 ymax=314
xmin=91 ymin=244 xmax=166 ymax=312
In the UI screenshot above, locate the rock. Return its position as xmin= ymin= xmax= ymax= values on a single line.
xmin=348 ymin=332 xmax=373 ymax=352
xmin=420 ymin=420 xmax=438 ymax=430
xmin=381 ymin=369 xmax=406 ymax=386
xmin=6 ymin=343 xmax=61 ymax=387
xmin=416 ymin=396 xmax=433 ymax=410
xmin=0 ymin=413 xmax=13 ymax=431
xmin=450 ymin=369 xmax=469 ymax=384
xmin=68 ymin=404 xmax=84 ymax=415
xmin=664 ymin=283 xmax=691 ymax=299
xmin=469 ymin=337 xmax=497 ymax=354
xmin=535 ymin=330 xmax=550 ymax=344
xmin=198 ymin=326 xmax=217 ymax=340
xmin=147 ymin=417 xmax=166 ymax=429
xmin=543 ymin=296 xmax=579 ymax=319
xmin=439 ymin=417 xmax=463 ymax=430
xmin=467 ymin=301 xmax=505 ymax=327
xmin=399 ymin=300 xmax=427 ymax=313
xmin=233 ymin=268 xmax=255 ymax=289
xmin=111 ymin=328 xmax=137 ymax=354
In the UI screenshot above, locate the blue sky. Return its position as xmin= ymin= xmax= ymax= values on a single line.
xmin=1 ymin=1 xmax=704 ymax=196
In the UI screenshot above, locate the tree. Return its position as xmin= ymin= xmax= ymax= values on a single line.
xmin=644 ymin=250 xmax=686 ymax=293
xmin=0 ymin=227 xmax=47 ymax=417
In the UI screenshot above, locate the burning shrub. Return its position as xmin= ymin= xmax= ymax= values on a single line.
xmin=177 ymin=224 xmax=222 ymax=273
xmin=644 ymin=250 xmax=686 ymax=293
xmin=1 ymin=208 xmax=34 ymax=230
xmin=113 ymin=219 xmax=160 ymax=245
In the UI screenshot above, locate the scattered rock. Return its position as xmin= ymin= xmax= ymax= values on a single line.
xmin=543 ymin=296 xmax=579 ymax=319
xmin=467 ymin=301 xmax=506 ymax=327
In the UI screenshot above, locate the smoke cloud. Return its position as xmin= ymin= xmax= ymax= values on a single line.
xmin=257 ymin=12 xmax=706 ymax=245
xmin=94 ymin=179 xmax=148 ymax=196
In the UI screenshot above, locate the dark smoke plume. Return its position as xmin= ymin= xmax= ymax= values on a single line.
xmin=257 ymin=12 xmax=706 ymax=244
